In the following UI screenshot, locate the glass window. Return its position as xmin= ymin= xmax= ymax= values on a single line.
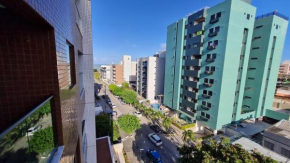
xmin=66 ymin=43 xmax=76 ymax=88
xmin=212 ymin=53 xmax=217 ymax=59
xmin=247 ymin=14 xmax=250 ymax=20
xmin=210 ymin=79 xmax=214 ymax=84
xmin=202 ymin=101 xmax=206 ymax=105
xmin=281 ymin=147 xmax=290 ymax=158
xmin=215 ymin=26 xmax=220 ymax=32
xmin=214 ymin=40 xmax=219 ymax=46
xmin=201 ymin=112 xmax=205 ymax=116
xmin=206 ymin=114 xmax=210 ymax=119
xmin=211 ymin=66 xmax=215 ymax=71
xmin=205 ymin=66 xmax=210 ymax=71
xmin=207 ymin=54 xmax=211 ymax=59
xmin=217 ymin=12 xmax=222 ymax=18
xmin=204 ymin=78 xmax=208 ymax=83
xmin=264 ymin=140 xmax=274 ymax=150
xmin=210 ymin=14 xmax=215 ymax=20
xmin=189 ymin=34 xmax=192 ymax=38
xmin=203 ymin=90 xmax=207 ymax=94
xmin=208 ymin=91 xmax=213 ymax=96
xmin=209 ymin=28 xmax=214 ymax=33
xmin=207 ymin=103 xmax=212 ymax=108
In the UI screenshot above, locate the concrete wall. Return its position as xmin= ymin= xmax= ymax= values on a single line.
xmin=263 ymin=131 xmax=290 ymax=157
xmin=122 ymin=55 xmax=131 ymax=82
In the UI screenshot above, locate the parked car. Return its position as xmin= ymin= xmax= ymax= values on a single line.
xmin=150 ymin=125 xmax=162 ymax=134
xmin=27 ymin=125 xmax=42 ymax=136
xmin=107 ymin=111 xmax=117 ymax=116
xmin=238 ymin=123 xmax=247 ymax=128
xmin=148 ymin=133 xmax=162 ymax=146
xmin=111 ymin=103 xmax=116 ymax=108
xmin=134 ymin=111 xmax=142 ymax=117
xmin=146 ymin=148 xmax=162 ymax=163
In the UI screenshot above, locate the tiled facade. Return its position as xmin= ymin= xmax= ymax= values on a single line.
xmin=0 ymin=0 xmax=95 ymax=162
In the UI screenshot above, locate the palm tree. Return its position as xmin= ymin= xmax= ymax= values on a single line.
xmin=182 ymin=130 xmax=195 ymax=144
xmin=143 ymin=108 xmax=151 ymax=117
xmin=162 ymin=117 xmax=172 ymax=131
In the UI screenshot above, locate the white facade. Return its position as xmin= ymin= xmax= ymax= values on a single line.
xmin=122 ymin=55 xmax=132 ymax=82
xmin=279 ymin=60 xmax=290 ymax=74
xmin=100 ymin=65 xmax=111 ymax=81
xmin=137 ymin=51 xmax=166 ymax=102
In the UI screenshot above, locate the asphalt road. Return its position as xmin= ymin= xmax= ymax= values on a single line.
xmin=95 ymin=81 xmax=181 ymax=163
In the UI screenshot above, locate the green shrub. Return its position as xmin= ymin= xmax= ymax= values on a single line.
xmin=113 ymin=120 xmax=120 ymax=141
xmin=180 ymin=123 xmax=195 ymax=130
xmin=29 ymin=127 xmax=54 ymax=154
xmin=118 ymin=115 xmax=140 ymax=134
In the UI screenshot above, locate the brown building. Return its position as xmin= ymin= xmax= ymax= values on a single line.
xmin=111 ymin=64 xmax=124 ymax=85
xmin=279 ymin=60 xmax=290 ymax=75
xmin=0 ymin=0 xmax=97 ymax=162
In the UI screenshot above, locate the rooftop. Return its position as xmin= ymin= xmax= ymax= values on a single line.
xmin=233 ymin=137 xmax=289 ymax=163
xmin=265 ymin=119 xmax=290 ymax=139
xmin=256 ymin=11 xmax=289 ymax=21
xmin=96 ymin=136 xmax=113 ymax=163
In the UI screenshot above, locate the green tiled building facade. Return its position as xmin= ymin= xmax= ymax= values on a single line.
xmin=163 ymin=0 xmax=288 ymax=132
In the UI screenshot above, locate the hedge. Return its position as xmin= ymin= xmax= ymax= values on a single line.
xmin=171 ymin=121 xmax=195 ymax=130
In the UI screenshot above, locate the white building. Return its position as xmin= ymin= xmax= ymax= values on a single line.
xmin=279 ymin=60 xmax=290 ymax=75
xmin=121 ymin=55 xmax=137 ymax=88
xmin=100 ymin=65 xmax=111 ymax=82
xmin=137 ymin=51 xmax=166 ymax=103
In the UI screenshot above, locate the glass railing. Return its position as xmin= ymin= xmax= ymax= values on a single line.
xmin=0 ymin=96 xmax=55 ymax=163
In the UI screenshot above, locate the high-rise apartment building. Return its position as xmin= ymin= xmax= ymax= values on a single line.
xmin=163 ymin=0 xmax=288 ymax=133
xmin=111 ymin=64 xmax=124 ymax=85
xmin=279 ymin=60 xmax=290 ymax=74
xmin=136 ymin=51 xmax=166 ymax=102
xmin=0 ymin=0 xmax=97 ymax=162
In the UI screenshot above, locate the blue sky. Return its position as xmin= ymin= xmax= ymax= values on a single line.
xmin=92 ymin=0 xmax=290 ymax=65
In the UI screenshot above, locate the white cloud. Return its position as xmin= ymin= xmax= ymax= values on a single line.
xmin=160 ymin=43 xmax=166 ymax=50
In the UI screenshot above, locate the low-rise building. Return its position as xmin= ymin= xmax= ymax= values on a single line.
xmin=100 ymin=65 xmax=111 ymax=82
xmin=263 ymin=119 xmax=290 ymax=159
xmin=136 ymin=51 xmax=166 ymax=103
xmin=279 ymin=60 xmax=290 ymax=74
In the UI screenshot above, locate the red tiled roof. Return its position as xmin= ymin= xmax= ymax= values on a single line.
xmin=96 ymin=137 xmax=113 ymax=163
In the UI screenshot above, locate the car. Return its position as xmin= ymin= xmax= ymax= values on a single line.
xmin=134 ymin=111 xmax=142 ymax=117
xmin=150 ymin=125 xmax=162 ymax=134
xmin=111 ymin=103 xmax=116 ymax=108
xmin=238 ymin=123 xmax=247 ymax=128
xmin=148 ymin=133 xmax=162 ymax=146
xmin=146 ymin=148 xmax=162 ymax=163
xmin=27 ymin=125 xmax=42 ymax=136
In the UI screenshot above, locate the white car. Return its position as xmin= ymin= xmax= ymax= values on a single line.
xmin=111 ymin=103 xmax=116 ymax=108
xmin=148 ymin=133 xmax=162 ymax=146
xmin=27 ymin=125 xmax=42 ymax=136
xmin=134 ymin=111 xmax=142 ymax=117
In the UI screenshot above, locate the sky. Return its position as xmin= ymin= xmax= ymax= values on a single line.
xmin=92 ymin=0 xmax=290 ymax=65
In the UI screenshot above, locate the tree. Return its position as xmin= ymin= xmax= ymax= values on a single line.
xmin=121 ymin=89 xmax=137 ymax=104
xmin=118 ymin=115 xmax=140 ymax=134
xmin=143 ymin=108 xmax=152 ymax=117
xmin=95 ymin=113 xmax=111 ymax=137
xmin=29 ymin=127 xmax=54 ymax=154
xmin=113 ymin=120 xmax=120 ymax=141
xmin=162 ymin=117 xmax=172 ymax=131
xmin=121 ymin=82 xmax=130 ymax=89
xmin=94 ymin=72 xmax=100 ymax=80
xmin=182 ymin=130 xmax=195 ymax=144
xmin=177 ymin=137 xmax=278 ymax=163
xmin=94 ymin=69 xmax=98 ymax=72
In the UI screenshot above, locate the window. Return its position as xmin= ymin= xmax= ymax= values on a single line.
xmin=210 ymin=14 xmax=215 ymax=20
xmin=212 ymin=53 xmax=217 ymax=59
xmin=202 ymin=101 xmax=206 ymax=105
xmin=205 ymin=66 xmax=210 ymax=71
xmin=211 ymin=66 xmax=215 ymax=71
xmin=189 ymin=34 xmax=192 ymax=38
xmin=252 ymin=47 xmax=260 ymax=50
xmin=207 ymin=103 xmax=211 ymax=108
xmin=208 ymin=91 xmax=212 ymax=96
xmin=251 ymin=57 xmax=258 ymax=60
xmin=189 ymin=22 xmax=193 ymax=26
xmin=207 ymin=54 xmax=211 ymax=59
xmin=185 ymin=25 xmax=188 ymax=29
xmin=248 ymin=77 xmax=254 ymax=80
xmin=209 ymin=28 xmax=214 ymax=33
xmin=204 ymin=78 xmax=209 ymax=83
xmin=255 ymin=25 xmax=263 ymax=29
xmin=214 ymin=40 xmax=219 ymax=46
xmin=206 ymin=114 xmax=210 ymax=119
xmin=209 ymin=79 xmax=214 ymax=84
xmin=187 ymin=45 xmax=191 ymax=49
xmin=203 ymin=90 xmax=207 ymax=94
xmin=217 ymin=12 xmax=221 ymax=18
xmin=281 ymin=147 xmax=290 ymax=158
xmin=276 ymin=25 xmax=279 ymax=29
xmin=66 ymin=42 xmax=76 ymax=88
xmin=201 ymin=112 xmax=205 ymax=117
xmin=264 ymin=140 xmax=274 ymax=151
xmin=247 ymin=14 xmax=250 ymax=20
xmin=253 ymin=36 xmax=261 ymax=40
xmin=215 ymin=26 xmax=220 ymax=32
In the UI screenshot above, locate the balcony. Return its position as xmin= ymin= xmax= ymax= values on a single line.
xmin=206 ymin=58 xmax=215 ymax=62
xmin=208 ymin=31 xmax=218 ymax=37
xmin=210 ymin=17 xmax=219 ymax=24
xmin=202 ymin=94 xmax=211 ymax=99
xmin=201 ymin=105 xmax=210 ymax=110
xmin=195 ymin=16 xmax=205 ymax=23
xmin=203 ymin=83 xmax=212 ymax=87
xmin=197 ymin=116 xmax=208 ymax=122
xmin=207 ymin=45 xmax=216 ymax=50
xmin=204 ymin=71 xmax=213 ymax=75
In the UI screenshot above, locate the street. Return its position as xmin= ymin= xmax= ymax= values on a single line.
xmin=94 ymin=81 xmax=182 ymax=163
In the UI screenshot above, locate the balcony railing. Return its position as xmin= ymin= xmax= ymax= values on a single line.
xmin=206 ymin=58 xmax=215 ymax=62
xmin=201 ymin=105 xmax=210 ymax=110
xmin=210 ymin=17 xmax=219 ymax=24
xmin=208 ymin=31 xmax=218 ymax=37
xmin=197 ymin=116 xmax=208 ymax=122
xmin=195 ymin=16 xmax=205 ymax=23
xmin=203 ymin=83 xmax=212 ymax=87
xmin=207 ymin=45 xmax=216 ymax=50
xmin=204 ymin=71 xmax=213 ymax=75
xmin=256 ymin=11 xmax=289 ymax=21
xmin=202 ymin=94 xmax=211 ymax=99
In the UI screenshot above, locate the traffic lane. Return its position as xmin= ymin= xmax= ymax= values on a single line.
xmin=134 ymin=123 xmax=179 ymax=163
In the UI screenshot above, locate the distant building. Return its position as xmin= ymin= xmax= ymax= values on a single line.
xmin=136 ymin=51 xmax=166 ymax=102
xmin=100 ymin=65 xmax=111 ymax=81
xmin=263 ymin=120 xmax=290 ymax=159
xmin=111 ymin=64 xmax=124 ymax=85
xmin=279 ymin=60 xmax=290 ymax=74
xmin=163 ymin=0 xmax=289 ymax=134
xmin=122 ymin=55 xmax=137 ymax=87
